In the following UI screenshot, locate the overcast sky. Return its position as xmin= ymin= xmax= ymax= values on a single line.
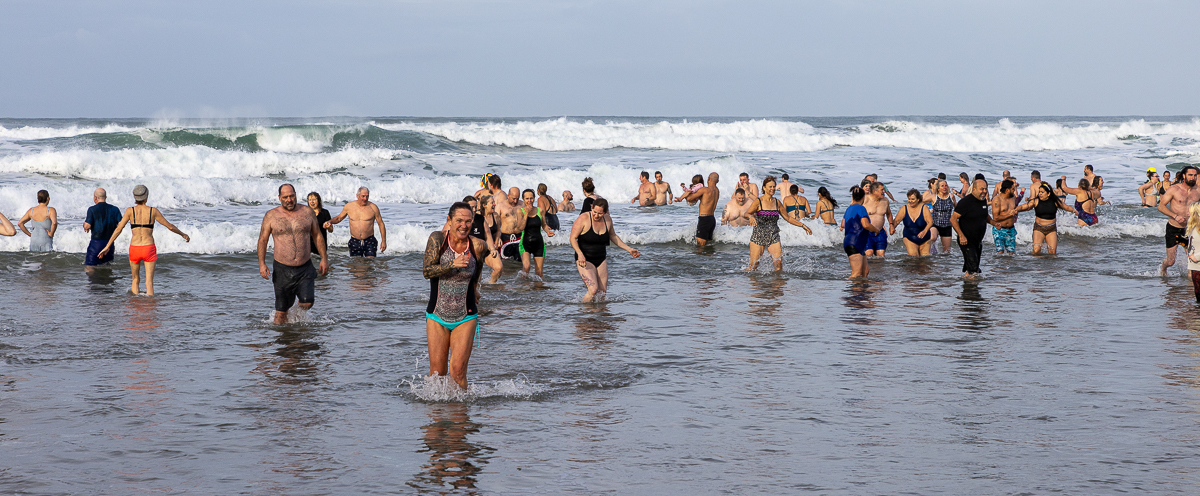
xmin=2 ymin=0 xmax=1198 ymax=118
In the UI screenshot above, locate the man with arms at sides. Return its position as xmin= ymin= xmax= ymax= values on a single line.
xmin=685 ymin=172 xmax=721 ymax=249
xmin=83 ymin=188 xmax=122 ymax=274
xmin=484 ymin=174 xmax=529 ymax=282
xmin=326 ymin=186 xmax=387 ymax=257
xmin=732 ymin=172 xmax=758 ymax=200
xmin=951 ymin=178 xmax=993 ymax=278
xmin=259 ymin=184 xmax=330 ymax=325
xmin=721 ymin=188 xmax=756 ymax=227
xmin=990 ymin=179 xmax=1020 ymax=255
xmin=863 ymin=182 xmax=894 ymax=258
xmin=630 ymin=171 xmax=655 ymax=206
xmin=1158 ymin=165 xmax=1200 ymax=275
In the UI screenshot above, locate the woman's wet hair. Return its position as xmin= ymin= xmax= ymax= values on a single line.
xmin=1188 ymin=202 xmax=1200 ymax=237
xmin=1039 ymin=183 xmax=1065 ymax=209
xmin=850 ymin=185 xmax=866 ymax=202
xmin=591 ymin=198 xmax=609 ymax=213
xmin=1091 ymin=176 xmax=1101 ymax=188
xmin=448 ymin=202 xmax=473 ymax=218
xmin=906 ymin=188 xmax=921 ymax=200
xmin=37 ymin=190 xmax=49 ymax=204
xmin=308 ymin=191 xmax=323 ymax=209
xmin=537 ymin=183 xmax=548 ymax=196
xmin=790 ymin=184 xmax=799 ymax=195
xmin=1077 ymin=178 xmax=1090 ymax=190
xmin=762 ymin=175 xmax=777 ymax=188
xmin=818 ymin=186 xmax=837 ymax=208
xmin=582 ymin=177 xmax=595 ymax=194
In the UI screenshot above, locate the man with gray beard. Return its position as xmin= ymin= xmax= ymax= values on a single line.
xmin=1158 ymin=165 xmax=1200 ymax=275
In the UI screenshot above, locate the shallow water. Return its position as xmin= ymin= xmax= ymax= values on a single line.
xmin=2 ymin=116 xmax=1200 ymax=493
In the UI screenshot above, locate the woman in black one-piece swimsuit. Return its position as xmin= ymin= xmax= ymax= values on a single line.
xmin=569 ymin=198 xmax=640 ymax=303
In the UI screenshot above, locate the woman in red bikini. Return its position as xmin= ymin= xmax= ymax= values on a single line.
xmin=99 ymin=185 xmax=191 ymax=295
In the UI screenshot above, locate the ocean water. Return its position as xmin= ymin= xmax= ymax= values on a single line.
xmin=2 ymin=116 xmax=1199 ymax=494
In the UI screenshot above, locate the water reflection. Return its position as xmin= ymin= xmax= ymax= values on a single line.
xmin=247 ymin=327 xmax=336 ymax=484
xmin=574 ymin=304 xmax=620 ymax=349
xmin=744 ymin=273 xmax=785 ymax=333
xmin=955 ymin=280 xmax=991 ymax=331
xmin=409 ymin=403 xmax=493 ymax=492
xmin=124 ymin=296 xmax=160 ymax=336
xmin=254 ymin=327 xmax=326 ymax=386
xmin=347 ymin=258 xmax=390 ymax=294
xmin=85 ymin=264 xmax=121 ymax=290
xmin=840 ymin=282 xmax=879 ymax=326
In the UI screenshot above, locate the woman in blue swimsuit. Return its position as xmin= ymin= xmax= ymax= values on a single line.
xmin=782 ymin=184 xmax=810 ymax=221
xmin=816 ymin=187 xmax=838 ymax=226
xmin=842 ymin=185 xmax=881 ymax=278
xmin=890 ymin=189 xmax=933 ymax=257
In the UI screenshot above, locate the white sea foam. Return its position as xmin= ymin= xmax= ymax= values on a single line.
xmin=381 ymin=117 xmax=1200 ymax=153
xmin=0 ymin=150 xmax=751 ymax=216
xmin=404 ymin=373 xmax=546 ymax=402
xmin=0 ymin=123 xmax=140 ymax=141
xmin=0 ymin=146 xmax=401 ymax=179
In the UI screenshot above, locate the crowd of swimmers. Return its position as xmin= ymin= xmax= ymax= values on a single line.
xmin=5 ymin=163 xmax=1200 ymax=389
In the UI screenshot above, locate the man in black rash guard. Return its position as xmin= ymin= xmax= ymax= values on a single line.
xmin=951 ymin=177 xmax=993 ymax=278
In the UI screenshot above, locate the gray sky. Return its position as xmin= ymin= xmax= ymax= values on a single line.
xmin=2 ymin=0 xmax=1198 ymax=118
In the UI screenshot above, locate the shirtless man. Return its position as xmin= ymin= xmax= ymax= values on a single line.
xmin=1083 ymin=165 xmax=1105 ymax=204
xmin=631 ymin=171 xmax=656 ymax=206
xmin=507 ymin=187 xmax=520 ymax=207
xmin=653 ymin=171 xmax=674 ymax=205
xmin=992 ymin=171 xmax=1012 ymax=197
xmin=486 ymin=175 xmax=529 ymax=281
xmin=686 ymin=172 xmax=721 ymax=248
xmin=863 ymin=182 xmax=894 ymax=258
xmin=325 ymin=187 xmax=387 ymax=256
xmin=1158 ymin=165 xmax=1200 ymax=275
xmin=863 ymin=174 xmax=896 ymax=202
xmin=1028 ymin=170 xmax=1043 ymax=201
xmin=990 ymin=179 xmax=1020 ymax=254
xmin=258 ymin=184 xmax=330 ymax=324
xmin=778 ymin=173 xmax=802 ymax=196
xmin=721 ymin=188 xmax=756 ymax=227
xmin=732 ymin=173 xmax=759 ymax=200
xmin=559 ymin=190 xmax=576 ymax=212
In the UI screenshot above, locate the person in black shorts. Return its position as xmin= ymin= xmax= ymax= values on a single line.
xmin=258 ymin=184 xmax=330 ymax=324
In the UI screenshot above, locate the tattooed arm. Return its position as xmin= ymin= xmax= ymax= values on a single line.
xmin=422 ymin=231 xmax=454 ymax=279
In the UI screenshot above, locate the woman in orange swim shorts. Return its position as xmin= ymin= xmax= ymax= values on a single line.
xmin=99 ymin=185 xmax=191 ymax=295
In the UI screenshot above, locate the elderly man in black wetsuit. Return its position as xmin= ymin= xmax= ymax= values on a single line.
xmin=951 ymin=177 xmax=993 ymax=278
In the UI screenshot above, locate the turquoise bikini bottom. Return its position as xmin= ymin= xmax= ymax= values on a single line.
xmin=426 ymin=313 xmax=478 ymax=329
